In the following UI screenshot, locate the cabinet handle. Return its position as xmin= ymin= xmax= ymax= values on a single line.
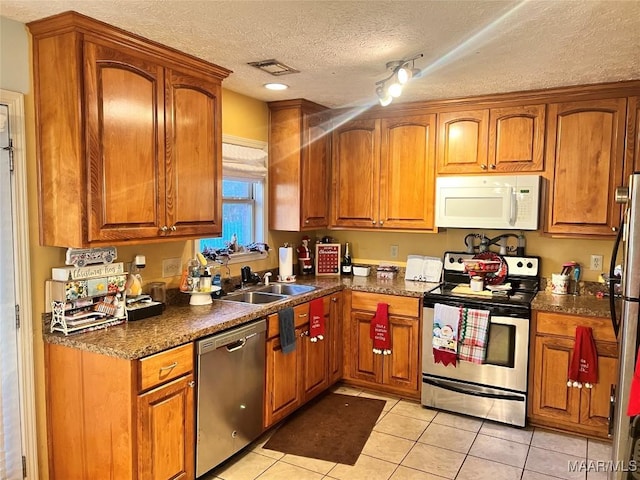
xmin=331 ymin=297 xmax=338 ymax=302
xmin=298 ymin=312 xmax=308 ymax=318
xmin=159 ymin=362 xmax=178 ymax=371
xmin=480 ymin=165 xmax=487 ymax=170
xmin=188 ymin=380 xmax=195 ymax=388
xmin=300 ymin=330 xmax=309 ymax=337
xmin=170 ymin=225 xmax=177 ymax=232
xmin=490 ymin=164 xmax=496 ymax=170
xmin=612 ymin=227 xmax=618 ymax=232
xmin=160 ymin=225 xmax=168 ymax=233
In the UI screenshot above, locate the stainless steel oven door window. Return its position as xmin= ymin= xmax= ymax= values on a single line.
xmin=422 ymin=307 xmax=529 ymax=393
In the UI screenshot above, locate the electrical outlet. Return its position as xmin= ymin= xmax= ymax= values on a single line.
xmin=162 ymin=257 xmax=182 ymax=277
xmin=590 ymin=254 xmax=604 ymax=271
xmin=390 ymin=245 xmax=399 ymax=259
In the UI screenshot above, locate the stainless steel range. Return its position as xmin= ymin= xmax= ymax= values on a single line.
xmin=421 ymin=251 xmax=540 ymax=427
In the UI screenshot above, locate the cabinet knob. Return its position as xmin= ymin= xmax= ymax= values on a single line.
xmin=188 ymin=381 xmax=195 ymax=388
xmin=379 ymin=220 xmax=384 ymax=225
xmin=305 ymin=219 xmax=309 ymax=224
xmin=300 ymin=330 xmax=309 ymax=337
xmin=331 ymin=297 xmax=338 ymax=303
xmin=170 ymin=225 xmax=177 ymax=232
xmin=160 ymin=225 xmax=168 ymax=233
xmin=372 ymin=220 xmax=376 ymax=225
xmin=490 ymin=164 xmax=496 ymax=170
xmin=480 ymin=165 xmax=487 ymax=170
xmin=612 ymin=227 xmax=618 ymax=232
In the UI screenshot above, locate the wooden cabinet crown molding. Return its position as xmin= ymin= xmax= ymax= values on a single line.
xmin=27 ymin=10 xmax=232 ymax=79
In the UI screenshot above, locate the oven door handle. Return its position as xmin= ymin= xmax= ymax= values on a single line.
xmin=423 ymin=377 xmax=525 ymax=402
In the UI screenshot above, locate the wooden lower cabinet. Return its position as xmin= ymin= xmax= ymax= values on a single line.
xmin=264 ymin=293 xmax=343 ymax=428
xmin=46 ymin=342 xmax=195 ymax=480
xmin=529 ymin=311 xmax=618 ymax=439
xmin=346 ymin=291 xmax=421 ymax=398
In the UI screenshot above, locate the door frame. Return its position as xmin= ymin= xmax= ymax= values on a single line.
xmin=1 ymin=89 xmax=38 ymax=479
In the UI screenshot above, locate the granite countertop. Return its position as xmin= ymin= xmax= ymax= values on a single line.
xmin=43 ymin=274 xmax=439 ymax=360
xmin=531 ymin=290 xmax=614 ymax=318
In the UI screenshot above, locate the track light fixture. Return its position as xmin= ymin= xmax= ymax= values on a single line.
xmin=375 ymin=53 xmax=423 ymax=106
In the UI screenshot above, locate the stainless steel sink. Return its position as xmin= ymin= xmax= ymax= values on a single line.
xmin=221 ymin=291 xmax=288 ymax=304
xmin=255 ymin=284 xmax=317 ymax=295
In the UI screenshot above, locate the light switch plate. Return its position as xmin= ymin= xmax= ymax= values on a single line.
xmin=162 ymin=257 xmax=182 ymax=277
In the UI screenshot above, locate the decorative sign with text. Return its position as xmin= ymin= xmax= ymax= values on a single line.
xmin=315 ymin=244 xmax=341 ymax=276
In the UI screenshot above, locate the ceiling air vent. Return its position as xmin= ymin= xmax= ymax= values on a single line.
xmin=247 ymin=59 xmax=300 ymax=76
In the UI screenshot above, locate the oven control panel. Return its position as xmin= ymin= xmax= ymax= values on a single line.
xmin=443 ymin=252 xmax=539 ymax=277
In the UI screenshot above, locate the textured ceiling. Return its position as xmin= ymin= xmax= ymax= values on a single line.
xmin=1 ymin=0 xmax=639 ymax=108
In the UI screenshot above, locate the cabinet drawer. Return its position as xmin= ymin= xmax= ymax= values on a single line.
xmin=138 ymin=343 xmax=194 ymax=392
xmin=534 ymin=311 xmax=616 ymax=342
xmin=267 ymin=302 xmax=311 ymax=339
xmin=351 ymin=291 xmax=420 ymax=317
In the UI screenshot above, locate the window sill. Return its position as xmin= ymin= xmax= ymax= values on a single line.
xmin=224 ymin=251 xmax=268 ymax=265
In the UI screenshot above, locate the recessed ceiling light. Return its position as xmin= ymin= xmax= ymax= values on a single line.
xmin=264 ymin=83 xmax=288 ymax=91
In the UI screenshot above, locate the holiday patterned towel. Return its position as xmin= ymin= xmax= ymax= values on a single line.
xmin=568 ymin=326 xmax=598 ymax=388
xmin=433 ymin=303 xmax=461 ymax=367
xmin=627 ymin=346 xmax=640 ymax=416
xmin=370 ymin=303 xmax=391 ymax=355
xmin=309 ymin=297 xmax=325 ymax=342
xmin=457 ymin=307 xmax=490 ymax=364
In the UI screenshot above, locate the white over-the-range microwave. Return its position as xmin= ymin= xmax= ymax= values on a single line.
xmin=435 ymin=174 xmax=541 ymax=230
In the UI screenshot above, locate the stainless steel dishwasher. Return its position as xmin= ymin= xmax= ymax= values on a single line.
xmin=195 ymin=319 xmax=267 ymax=477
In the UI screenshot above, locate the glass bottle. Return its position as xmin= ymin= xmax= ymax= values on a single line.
xmin=341 ymin=242 xmax=352 ymax=275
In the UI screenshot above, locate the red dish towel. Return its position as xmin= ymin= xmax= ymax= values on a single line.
xmin=627 ymin=346 xmax=640 ymax=416
xmin=458 ymin=307 xmax=490 ymax=364
xmin=370 ymin=303 xmax=391 ymax=355
xmin=432 ymin=304 xmax=461 ymax=367
xmin=309 ymin=298 xmax=325 ymax=342
xmin=567 ymin=326 xmax=598 ymax=388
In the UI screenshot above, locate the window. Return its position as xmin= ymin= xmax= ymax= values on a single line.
xmin=197 ymin=138 xmax=267 ymax=263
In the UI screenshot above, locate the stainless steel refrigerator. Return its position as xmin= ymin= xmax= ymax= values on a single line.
xmin=610 ymin=171 xmax=640 ymax=480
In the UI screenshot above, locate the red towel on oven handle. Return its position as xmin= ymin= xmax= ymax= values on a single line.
xmin=370 ymin=303 xmax=391 ymax=355
xmin=567 ymin=326 xmax=598 ymax=388
xmin=309 ymin=297 xmax=325 ymax=342
xmin=627 ymin=346 xmax=640 ymax=416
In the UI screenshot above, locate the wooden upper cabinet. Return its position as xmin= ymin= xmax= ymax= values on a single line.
xmin=268 ymin=99 xmax=330 ymax=231
xmin=331 ymin=119 xmax=380 ymax=228
xmin=627 ymin=96 xmax=640 ymax=175
xmin=29 ymin=12 xmax=229 ymax=247
xmin=545 ymin=98 xmax=627 ymax=236
xmin=331 ymin=113 xmax=437 ymax=230
xmin=488 ymin=104 xmax=545 ymax=172
xmin=437 ymin=105 xmax=545 ymax=174
xmin=379 ymin=114 xmax=437 ymax=229
xmin=437 ymin=109 xmax=489 ymax=173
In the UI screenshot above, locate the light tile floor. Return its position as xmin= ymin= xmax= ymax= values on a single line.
xmin=202 ymin=385 xmax=612 ymax=480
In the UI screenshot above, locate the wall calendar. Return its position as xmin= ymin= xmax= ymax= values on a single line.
xmin=315 ymin=244 xmax=341 ymax=276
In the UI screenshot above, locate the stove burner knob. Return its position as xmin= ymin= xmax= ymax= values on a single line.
xmin=527 ymin=262 xmax=533 ymax=269
xmin=457 ymin=258 xmax=463 ymax=264
xmin=517 ymin=261 xmax=523 ymax=268
xmin=449 ymin=257 xmax=455 ymax=263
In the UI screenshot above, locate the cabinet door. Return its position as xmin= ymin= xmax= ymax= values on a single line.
xmin=379 ymin=114 xmax=437 ymax=229
xmin=165 ymin=68 xmax=222 ymax=238
xmin=331 ymin=119 xmax=381 ymax=227
xmin=327 ymin=293 xmax=344 ymax=384
xmin=137 ymin=374 xmax=194 ymax=480
xmin=488 ymin=104 xmax=545 ymax=172
xmin=84 ymin=41 xmax=166 ymax=243
xmin=382 ymin=316 xmax=420 ymax=394
xmin=264 ymin=331 xmax=303 ymax=428
xmin=349 ymin=311 xmax=383 ymax=384
xmin=579 ymin=341 xmax=618 ymax=432
xmin=437 ymin=109 xmax=489 ymax=173
xmin=301 ymin=109 xmax=331 ymax=228
xmin=627 ymin=96 xmax=640 ymax=175
xmin=301 ymin=325 xmax=329 ymax=403
xmin=530 ymin=336 xmax=580 ymax=424
xmin=545 ymin=98 xmax=627 ymax=236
